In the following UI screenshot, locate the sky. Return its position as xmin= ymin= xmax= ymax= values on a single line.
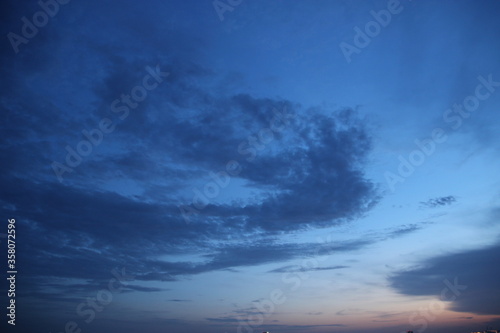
xmin=1 ymin=1 xmax=500 ymax=333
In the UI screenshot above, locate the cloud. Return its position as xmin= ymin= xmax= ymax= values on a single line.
xmin=32 ymin=281 xmax=165 ymax=295
xmin=0 ymin=0 xmax=381 ymax=328
xmin=268 ymin=265 xmax=348 ymax=273
xmin=265 ymin=323 xmax=347 ymax=330
xmin=307 ymin=311 xmax=323 ymax=315
xmin=0 ymin=102 xmax=379 ymax=277
xmin=139 ymin=240 xmax=368 ymax=278
xmin=420 ymin=196 xmax=457 ymax=208
xmin=336 ymin=309 xmax=405 ymax=320
xmin=123 ymin=285 xmax=166 ymax=293
xmin=389 ymin=242 xmax=500 ymax=315
xmin=206 ymin=316 xmax=346 ymax=330
xmin=0 ymin=168 xmax=379 ymax=296
xmin=2 ymin=1 xmax=500 ymax=333
xmin=386 ymin=224 xmax=422 ymax=238
xmin=336 ymin=309 xmax=362 ymax=316
xmin=205 ymin=317 xmax=240 ymax=323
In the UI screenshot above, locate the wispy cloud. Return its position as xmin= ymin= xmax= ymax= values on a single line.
xmin=386 ymin=224 xmax=422 ymax=238
xmin=420 ymin=196 xmax=457 ymax=208
xmin=268 ymin=265 xmax=348 ymax=273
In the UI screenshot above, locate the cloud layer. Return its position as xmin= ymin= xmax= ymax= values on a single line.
xmin=390 ymin=242 xmax=500 ymax=315
xmin=0 ymin=3 xmax=381 ymax=329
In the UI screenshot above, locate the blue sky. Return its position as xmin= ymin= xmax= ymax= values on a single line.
xmin=1 ymin=1 xmax=500 ymax=333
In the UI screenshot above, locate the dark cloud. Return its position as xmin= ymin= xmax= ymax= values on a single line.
xmin=420 ymin=196 xmax=457 ymax=208
xmin=0 ymin=171 xmax=377 ymax=289
xmin=135 ymin=239 xmax=370 ymax=279
xmin=389 ymin=242 xmax=500 ymax=315
xmin=2 ymin=0 xmax=500 ymax=333
xmin=123 ymin=285 xmax=166 ymax=293
xmin=205 ymin=317 xmax=240 ymax=323
xmin=26 ymin=281 xmax=166 ymax=297
xmin=268 ymin=265 xmax=348 ymax=273
xmin=1 ymin=24 xmax=378 ymax=304
xmin=0 ymin=0 xmax=381 ymax=331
